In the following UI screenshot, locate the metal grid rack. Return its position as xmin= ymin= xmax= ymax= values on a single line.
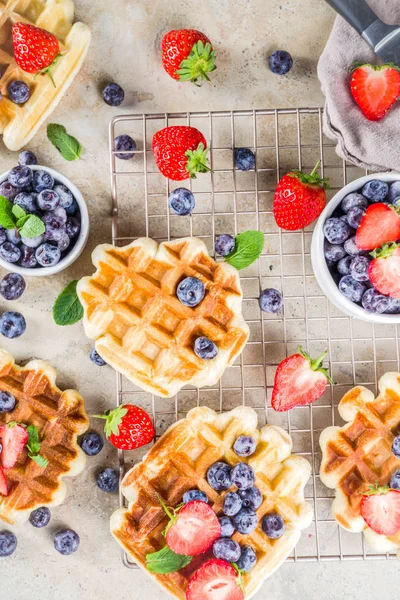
xmin=108 ymin=108 xmax=399 ymax=568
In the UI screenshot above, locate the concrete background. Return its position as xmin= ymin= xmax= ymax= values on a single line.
xmin=0 ymin=1 xmax=398 ymax=599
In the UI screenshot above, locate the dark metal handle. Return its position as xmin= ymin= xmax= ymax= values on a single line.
xmin=325 ymin=0 xmax=378 ymax=34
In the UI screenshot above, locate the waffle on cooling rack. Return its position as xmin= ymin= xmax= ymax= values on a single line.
xmin=0 ymin=348 xmax=88 ymax=525
xmin=77 ymin=237 xmax=250 ymax=398
xmin=320 ymin=373 xmax=400 ymax=556
xmin=0 ymin=0 xmax=91 ymax=150
xmin=110 ymin=406 xmax=313 ymax=600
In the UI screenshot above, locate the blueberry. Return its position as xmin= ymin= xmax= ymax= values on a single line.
xmin=0 ymin=273 xmax=25 ymax=300
xmin=232 ymin=508 xmax=258 ymax=534
xmin=21 ymin=234 xmax=44 ymax=249
xmin=233 ymin=435 xmax=256 ymax=457
xmin=268 ymin=50 xmax=293 ymax=75
xmin=0 ymin=531 xmax=17 ymax=556
xmin=238 ymin=486 xmax=263 ymax=510
xmin=0 ymin=181 xmax=18 ymax=201
xmin=114 ymin=135 xmax=136 ymax=160
xmin=350 ymin=256 xmax=370 ymax=282
xmin=32 ymin=170 xmax=54 ymax=193
xmin=324 ymin=242 xmax=346 ymax=263
xmin=390 ymin=469 xmax=400 ymax=490
xmin=389 ymin=181 xmax=400 ymax=203
xmin=102 ymin=82 xmax=125 ymax=107
xmin=35 ymin=243 xmax=61 ymax=267
xmin=194 ymin=336 xmax=218 ymax=360
xmin=231 ymin=462 xmax=255 ymax=490
xmin=66 ymin=217 xmax=80 ymax=239
xmin=183 ymin=489 xmax=208 ymax=504
xmin=168 ymin=188 xmax=195 ymax=216
xmin=80 ymin=432 xmax=104 ymax=456
xmin=19 ymin=245 xmax=37 ymax=268
xmin=261 ymin=512 xmax=285 ymax=539
xmin=6 ymin=229 xmax=21 ymax=246
xmin=53 ymin=184 xmax=73 ymax=209
xmin=323 ymin=218 xmax=352 ymax=244
xmin=215 ymin=234 xmax=235 ymax=257
xmin=337 ymin=256 xmax=352 ymax=276
xmin=19 ymin=150 xmax=37 ymax=166
xmin=8 ymin=80 xmax=30 ymax=104
xmin=234 ymin=148 xmax=256 ymax=171
xmin=37 ymin=189 xmax=59 ymax=211
xmin=65 ymin=198 xmax=79 ymax=216
xmin=362 ymin=180 xmax=389 ymax=203
xmin=206 ymin=461 xmax=232 ymax=491
xmin=0 ymin=311 xmax=26 ymax=338
xmin=0 ymin=242 xmax=21 ymax=263
xmin=385 ymin=298 xmax=400 ymax=314
xmin=8 ymin=166 xmax=33 ymax=188
xmin=219 ymin=516 xmax=235 ymax=537
xmin=223 ymin=491 xmax=242 ymax=516
xmin=57 ymin=233 xmax=70 ymax=252
xmin=14 ymin=191 xmax=38 ymax=213
xmin=344 ymin=236 xmax=367 ymax=257
xmin=258 ymin=288 xmax=283 ymax=313
xmin=346 ymin=207 xmax=365 ymax=229
xmin=0 ymin=391 xmax=16 ymax=413
xmin=392 ymin=436 xmax=400 ymax=458
xmin=212 ymin=538 xmax=241 ymax=562
xmin=338 ymin=275 xmax=366 ymax=303
xmin=29 ymin=507 xmax=51 ymax=528
xmin=361 ymin=288 xmax=391 ymax=314
xmin=43 ymin=210 xmax=67 ymax=242
xmin=237 ymin=545 xmax=257 ymax=572
xmin=96 ymin=467 xmax=119 ymax=493
xmin=177 ymin=277 xmax=205 ymax=307
xmin=341 ymin=193 xmax=368 ymax=213
xmin=54 ymin=529 xmax=80 ymax=555
xmin=90 ymin=348 xmax=106 ymax=366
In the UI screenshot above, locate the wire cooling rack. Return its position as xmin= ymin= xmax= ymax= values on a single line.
xmin=108 ymin=108 xmax=398 ymax=567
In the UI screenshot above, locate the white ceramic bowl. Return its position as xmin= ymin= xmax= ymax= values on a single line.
xmin=0 ymin=165 xmax=89 ymax=277
xmin=311 ymin=172 xmax=400 ymax=324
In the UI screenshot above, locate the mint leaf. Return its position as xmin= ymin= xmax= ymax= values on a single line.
xmin=225 ymin=230 xmax=265 ymax=270
xmin=47 ymin=124 xmax=82 ymax=161
xmin=26 ymin=424 xmax=48 ymax=468
xmin=53 ymin=280 xmax=84 ymax=326
xmin=0 ymin=195 xmax=17 ymax=229
xmin=19 ymin=214 xmax=45 ymax=238
xmin=16 ymin=215 xmax=30 ymax=229
xmin=12 ymin=204 xmax=26 ymax=220
xmin=146 ymin=546 xmax=192 ymax=574
xmin=29 ymin=454 xmax=49 ymax=468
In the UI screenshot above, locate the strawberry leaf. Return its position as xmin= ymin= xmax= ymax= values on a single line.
xmin=185 ymin=143 xmax=210 ymax=178
xmin=92 ymin=405 xmax=128 ymax=438
xmin=177 ymin=40 xmax=216 ymax=85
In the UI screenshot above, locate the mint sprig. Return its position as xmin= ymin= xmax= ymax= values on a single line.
xmin=53 ymin=280 xmax=84 ymax=326
xmin=146 ymin=546 xmax=192 ymax=574
xmin=26 ymin=424 xmax=48 ymax=468
xmin=225 ymin=230 xmax=265 ymax=270
xmin=0 ymin=195 xmax=45 ymax=238
xmin=47 ymin=124 xmax=82 ymax=161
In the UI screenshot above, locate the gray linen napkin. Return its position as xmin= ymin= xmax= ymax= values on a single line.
xmin=318 ymin=1 xmax=400 ymax=172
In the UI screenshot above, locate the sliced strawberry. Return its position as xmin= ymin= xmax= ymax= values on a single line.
xmin=271 ymin=346 xmax=333 ymax=412
xmin=361 ymin=485 xmax=400 ymax=536
xmin=165 ymin=500 xmax=221 ymax=556
xmin=0 ymin=423 xmax=28 ymax=470
xmin=186 ymin=559 xmax=244 ymax=600
xmin=350 ymin=63 xmax=400 ymax=121
xmin=356 ymin=203 xmax=400 ymax=251
xmin=369 ymin=243 xmax=400 ymax=299
xmin=0 ymin=465 xmax=8 ymax=496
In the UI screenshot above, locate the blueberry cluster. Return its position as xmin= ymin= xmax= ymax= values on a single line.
xmin=390 ymin=436 xmax=400 ymax=490
xmin=324 ymin=179 xmax=400 ymax=314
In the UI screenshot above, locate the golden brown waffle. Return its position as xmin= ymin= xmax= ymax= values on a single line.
xmin=0 ymin=0 xmax=91 ymax=150
xmin=111 ymin=406 xmax=313 ymax=600
xmin=0 ymin=348 xmax=88 ymax=525
xmin=77 ymin=238 xmax=250 ymax=398
xmin=320 ymin=373 xmax=400 ymax=556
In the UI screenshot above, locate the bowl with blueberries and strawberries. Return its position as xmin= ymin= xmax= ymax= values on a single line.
xmin=0 ymin=152 xmax=89 ymax=276
xmin=311 ymin=173 xmax=400 ymax=323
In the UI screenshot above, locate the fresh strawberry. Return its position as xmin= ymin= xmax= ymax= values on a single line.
xmin=356 ymin=203 xmax=400 ymax=251
xmin=152 ymin=126 xmax=209 ymax=181
xmin=360 ymin=484 xmax=400 ymax=536
xmin=0 ymin=466 xmax=8 ymax=496
xmin=12 ymin=22 xmax=61 ymax=86
xmin=186 ymin=559 xmax=244 ymax=600
xmin=162 ymin=29 xmax=216 ymax=84
xmin=93 ymin=404 xmax=154 ymax=450
xmin=160 ymin=499 xmax=221 ymax=556
xmin=369 ymin=242 xmax=400 ymax=298
xmin=271 ymin=346 xmax=333 ymax=412
xmin=350 ymin=63 xmax=400 ymax=121
xmin=273 ymin=161 xmax=329 ymax=230
xmin=0 ymin=422 xmax=28 ymax=470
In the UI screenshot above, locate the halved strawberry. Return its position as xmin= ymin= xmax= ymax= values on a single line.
xmin=369 ymin=243 xmax=400 ymax=299
xmin=350 ymin=63 xmax=400 ymax=121
xmin=356 ymin=203 xmax=400 ymax=251
xmin=360 ymin=485 xmax=400 ymax=536
xmin=0 ymin=465 xmax=8 ymax=496
xmin=0 ymin=422 xmax=28 ymax=470
xmin=163 ymin=500 xmax=221 ymax=556
xmin=186 ymin=559 xmax=244 ymax=600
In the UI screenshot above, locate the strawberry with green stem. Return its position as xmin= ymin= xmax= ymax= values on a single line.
xmin=12 ymin=22 xmax=62 ymax=87
xmin=161 ymin=29 xmax=216 ymax=85
xmin=92 ymin=404 xmax=154 ymax=450
xmin=152 ymin=126 xmax=210 ymax=181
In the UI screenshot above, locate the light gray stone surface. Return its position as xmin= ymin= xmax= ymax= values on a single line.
xmin=0 ymin=1 xmax=397 ymax=599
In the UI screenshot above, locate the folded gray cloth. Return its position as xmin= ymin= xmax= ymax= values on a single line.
xmin=318 ymin=1 xmax=400 ymax=172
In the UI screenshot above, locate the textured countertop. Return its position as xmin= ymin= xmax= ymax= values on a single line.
xmin=1 ymin=1 xmax=397 ymax=599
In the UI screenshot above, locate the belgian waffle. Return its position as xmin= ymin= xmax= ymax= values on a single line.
xmin=320 ymin=373 xmax=400 ymax=556
xmin=77 ymin=238 xmax=250 ymax=398
xmin=0 ymin=348 xmax=88 ymax=525
xmin=110 ymin=406 xmax=313 ymax=600
xmin=0 ymin=0 xmax=91 ymax=150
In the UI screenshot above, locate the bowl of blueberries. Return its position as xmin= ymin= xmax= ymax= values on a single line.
xmin=0 ymin=152 xmax=89 ymax=276
xmin=311 ymin=173 xmax=400 ymax=323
